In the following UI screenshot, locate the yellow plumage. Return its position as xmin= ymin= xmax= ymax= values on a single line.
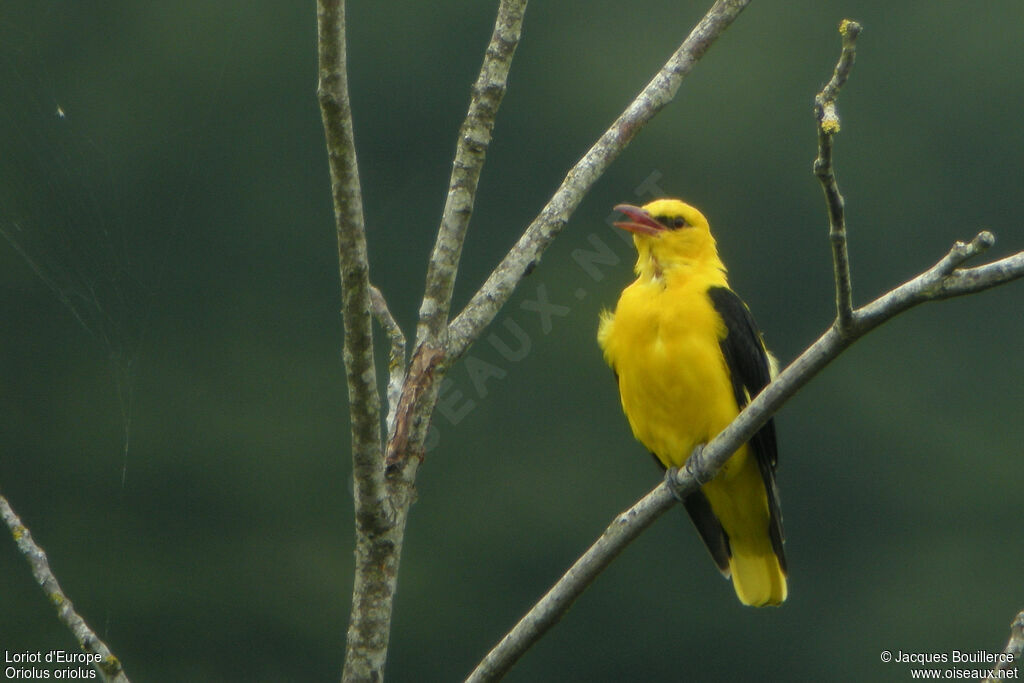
xmin=598 ymin=198 xmax=787 ymax=606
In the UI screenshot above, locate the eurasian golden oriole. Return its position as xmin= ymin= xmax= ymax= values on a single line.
xmin=598 ymin=198 xmax=786 ymax=606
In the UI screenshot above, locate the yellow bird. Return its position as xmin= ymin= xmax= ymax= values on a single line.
xmin=598 ymin=198 xmax=787 ymax=606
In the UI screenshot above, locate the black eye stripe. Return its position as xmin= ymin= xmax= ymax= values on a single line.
xmin=654 ymin=215 xmax=689 ymax=229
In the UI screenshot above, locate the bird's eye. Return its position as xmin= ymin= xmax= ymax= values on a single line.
xmin=673 ymin=217 xmax=687 ymax=229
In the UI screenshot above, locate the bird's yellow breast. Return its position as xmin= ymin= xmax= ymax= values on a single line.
xmin=599 ymin=273 xmax=742 ymax=470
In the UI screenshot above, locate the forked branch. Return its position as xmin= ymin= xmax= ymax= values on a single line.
xmin=334 ymin=2 xmax=755 ymax=679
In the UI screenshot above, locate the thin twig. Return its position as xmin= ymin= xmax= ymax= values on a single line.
xmin=416 ymin=0 xmax=527 ymax=349
xmin=814 ymin=19 xmax=861 ymax=333
xmin=853 ymin=232 xmax=1022 ymax=329
xmin=985 ymin=609 xmax=1024 ymax=682
xmin=369 ymin=285 xmax=404 ymax=353
xmin=1 ymin=494 xmax=129 ymax=683
xmin=446 ymin=0 xmax=753 ymax=361
xmin=369 ymin=284 xmax=407 ymax=435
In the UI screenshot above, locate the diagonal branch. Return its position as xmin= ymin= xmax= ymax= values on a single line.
xmin=416 ymin=0 xmax=528 ymax=349
xmin=814 ymin=19 xmax=861 ymax=332
xmin=446 ymin=0 xmax=752 ymax=361
xmin=1 ymin=494 xmax=129 ymax=683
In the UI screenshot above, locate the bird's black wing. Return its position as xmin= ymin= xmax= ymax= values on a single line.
xmin=706 ymin=286 xmax=786 ymax=571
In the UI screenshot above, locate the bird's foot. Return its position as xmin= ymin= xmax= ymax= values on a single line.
xmin=664 ymin=467 xmax=686 ymax=502
xmin=684 ymin=443 xmax=713 ymax=485
xmin=665 ymin=444 xmax=711 ymax=500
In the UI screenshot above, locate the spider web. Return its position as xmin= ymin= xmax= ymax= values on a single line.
xmin=0 ymin=16 xmax=155 ymax=487
xmin=0 ymin=6 xmax=220 ymax=644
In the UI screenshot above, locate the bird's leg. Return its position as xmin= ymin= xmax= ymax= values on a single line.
xmin=664 ymin=443 xmax=711 ymax=501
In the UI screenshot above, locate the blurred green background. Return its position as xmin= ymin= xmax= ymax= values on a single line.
xmin=2 ymin=1 xmax=1022 ymax=681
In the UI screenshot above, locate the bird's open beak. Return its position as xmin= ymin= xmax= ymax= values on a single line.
xmin=613 ymin=204 xmax=665 ymax=236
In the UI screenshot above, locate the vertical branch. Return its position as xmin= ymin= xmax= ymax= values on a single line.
xmin=316 ymin=2 xmax=398 ymax=680
xmin=317 ymin=0 xmax=386 ymax=529
xmin=1 ymin=494 xmax=129 ymax=683
xmin=416 ymin=0 xmax=528 ymax=349
xmin=813 ymin=19 xmax=861 ymax=332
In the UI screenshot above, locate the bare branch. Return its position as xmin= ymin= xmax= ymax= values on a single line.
xmin=417 ymin=0 xmax=528 ymax=349
xmin=369 ymin=285 xmax=404 ymax=353
xmin=817 ymin=19 xmax=860 ymax=109
xmin=985 ymin=609 xmax=1024 ymax=682
xmin=853 ymin=232 xmax=1024 ymax=330
xmin=814 ymin=19 xmax=861 ymax=332
xmin=1 ymin=494 xmax=129 ymax=683
xmin=317 ymin=0 xmax=386 ymax=530
xmin=317 ymin=2 xmax=401 ymax=679
xmin=933 ymin=231 xmax=996 ymax=276
xmin=447 ymin=0 xmax=752 ymax=360
xmin=938 ymin=250 xmax=1024 ymax=296
xmin=332 ymin=9 xmax=533 ymax=671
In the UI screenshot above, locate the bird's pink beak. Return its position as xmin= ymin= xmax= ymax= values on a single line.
xmin=613 ymin=204 xmax=665 ymax=236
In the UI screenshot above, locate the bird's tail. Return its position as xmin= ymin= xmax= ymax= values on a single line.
xmin=728 ymin=535 xmax=787 ymax=607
